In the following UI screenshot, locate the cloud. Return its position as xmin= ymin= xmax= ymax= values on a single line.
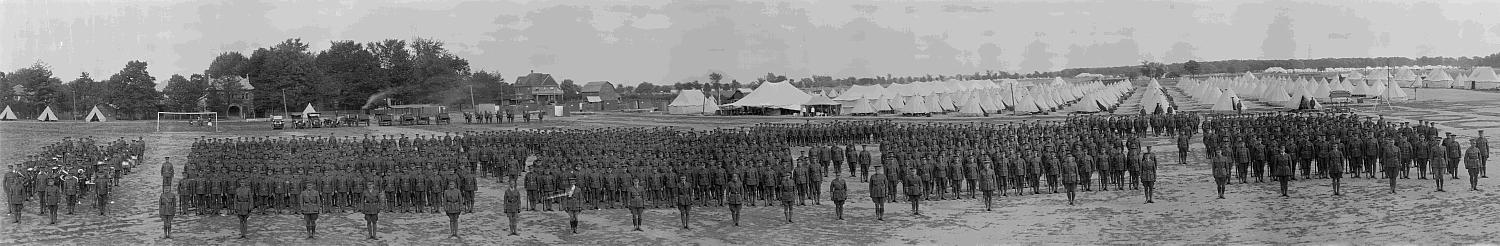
xmin=942 ymin=5 xmax=991 ymax=13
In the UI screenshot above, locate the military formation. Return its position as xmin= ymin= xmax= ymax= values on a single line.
xmin=6 ymin=112 xmax=1491 ymax=241
xmin=6 ymin=137 xmax=145 ymax=224
xmin=1199 ymin=113 xmax=1491 ymax=197
xmin=176 ymin=135 xmax=477 ymax=238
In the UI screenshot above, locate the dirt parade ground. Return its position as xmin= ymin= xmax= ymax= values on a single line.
xmin=2 ymin=88 xmax=1499 ymax=245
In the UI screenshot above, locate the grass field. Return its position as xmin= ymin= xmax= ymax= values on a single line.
xmin=2 ymin=86 xmax=1498 ymax=245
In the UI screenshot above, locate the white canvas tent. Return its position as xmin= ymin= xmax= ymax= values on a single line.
xmin=36 ymin=106 xmax=59 ymax=121
xmin=1471 ymin=67 xmax=1500 ymax=89
xmin=726 ymin=82 xmax=812 ymax=111
xmin=302 ymin=103 xmax=318 ymax=116
xmin=1425 ymin=69 xmax=1454 ymax=88
xmin=956 ymin=96 xmax=987 ymax=117
xmin=1210 ymin=90 xmax=1241 ymax=111
xmin=668 ymin=90 xmax=720 ymax=115
xmin=1379 ymin=79 xmax=1409 ymax=100
xmin=0 ymin=105 xmax=17 ymax=120
xmin=847 ymin=99 xmax=877 ymax=115
xmin=84 ymin=106 xmax=109 ymax=122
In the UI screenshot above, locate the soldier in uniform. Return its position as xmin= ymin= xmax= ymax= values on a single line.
xmin=300 ymin=181 xmax=321 ymax=239
xmin=1432 ymin=136 xmax=1449 ymax=192
xmin=236 ymin=180 xmax=255 ymax=239
xmin=905 ymin=167 xmax=923 ymax=215
xmin=563 ymin=177 xmax=583 ymax=234
xmin=858 ymin=146 xmax=873 ymax=181
xmin=677 ymin=176 xmax=694 ymax=229
xmin=1140 ymin=147 xmax=1158 ymax=203
xmin=779 ymin=171 xmax=796 ymax=223
xmin=1383 ymin=139 xmax=1402 ymax=193
xmin=1465 ymin=142 xmax=1482 ymax=191
xmin=162 ymin=157 xmax=175 ymax=188
xmin=525 ymin=168 xmax=540 ymax=211
xmin=63 ymin=169 xmax=80 ymax=215
xmin=829 ymin=173 xmax=848 ymax=220
xmin=42 ymin=175 xmax=59 ymax=224
xmin=1211 ymin=150 xmax=1230 ymax=199
xmin=7 ymin=165 xmax=24 ymax=223
xmin=1445 ymin=133 xmax=1462 ymax=180
xmin=1274 ymin=147 xmax=1293 ymax=197
xmin=504 ymin=177 xmax=522 ymax=236
xmin=630 ymin=179 xmax=648 ymax=229
xmin=794 ymin=159 xmax=810 ymax=206
xmin=1176 ymin=132 xmax=1192 ymax=165
xmin=1478 ymin=130 xmax=1489 ymax=178
xmin=361 ymin=181 xmax=384 ymax=240
xmin=1415 ymin=135 xmax=1431 ymax=180
xmin=93 ymin=166 xmax=113 ymax=216
xmin=868 ymin=169 xmax=888 ymax=220
xmin=724 ymin=174 xmax=742 ymax=226
xmin=1233 ymin=140 xmax=1249 ymax=184
xmin=444 ymin=180 xmax=464 ymax=237
xmin=160 ymin=184 xmax=177 ymax=239
xmin=1327 ymin=142 xmax=1345 ymax=195
xmin=978 ymin=160 xmax=996 ymax=211
xmin=1060 ymin=153 xmax=1079 ymax=206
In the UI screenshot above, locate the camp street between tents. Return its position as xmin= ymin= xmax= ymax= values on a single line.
xmin=2 ymin=87 xmax=1500 ymax=244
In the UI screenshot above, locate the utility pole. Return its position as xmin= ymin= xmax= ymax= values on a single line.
xmin=469 ymin=83 xmax=477 ymax=111
xmin=281 ymin=88 xmax=289 ymax=117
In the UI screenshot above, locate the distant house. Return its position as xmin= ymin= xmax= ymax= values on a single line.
xmin=510 ymin=72 xmax=563 ymax=103
xmin=581 ymin=81 xmax=619 ymax=102
xmin=208 ymin=76 xmax=255 ymax=118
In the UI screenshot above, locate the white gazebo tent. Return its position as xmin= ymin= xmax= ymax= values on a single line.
xmin=668 ymin=90 xmax=721 ymax=115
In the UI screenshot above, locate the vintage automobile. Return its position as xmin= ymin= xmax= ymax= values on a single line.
xmin=271 ymin=115 xmax=285 ymax=130
xmin=307 ymin=112 xmax=323 ymax=128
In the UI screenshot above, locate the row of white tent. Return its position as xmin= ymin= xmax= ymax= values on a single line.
xmin=0 ymin=105 xmax=111 ymax=121
xmin=664 ymin=77 xmax=1137 ymax=116
xmin=1257 ymin=67 xmax=1499 ymax=89
xmin=1180 ymin=74 xmax=1408 ymax=109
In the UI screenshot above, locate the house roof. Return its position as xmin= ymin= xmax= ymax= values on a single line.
xmin=515 ymin=73 xmax=558 ymax=86
xmin=581 ymin=81 xmax=613 ymax=93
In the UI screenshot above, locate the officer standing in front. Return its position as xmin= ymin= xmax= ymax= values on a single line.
xmin=724 ymin=174 xmax=742 ymax=226
xmin=300 ymin=182 xmax=322 ymax=239
xmin=905 ymin=167 xmax=923 ymax=215
xmin=235 ymin=180 xmax=255 ymax=239
xmin=629 ymin=179 xmax=648 ymax=230
xmin=504 ymin=177 xmax=522 ymax=236
xmin=829 ymin=173 xmax=847 ymax=220
xmin=444 ymin=180 xmax=464 ymax=237
xmin=868 ymin=169 xmax=888 ymax=220
xmin=361 ymin=181 xmax=384 ymax=240
xmin=160 ymin=183 xmax=177 ymax=239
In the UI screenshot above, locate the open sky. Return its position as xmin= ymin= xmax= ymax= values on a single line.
xmin=3 ymin=0 xmax=1499 ymax=87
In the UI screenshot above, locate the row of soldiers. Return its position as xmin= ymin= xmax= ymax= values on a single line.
xmin=1199 ymin=113 xmax=1490 ymax=182
xmin=1199 ymin=113 xmax=1491 ymax=197
xmin=871 ymin=121 xmax=1165 ymax=209
xmin=461 ymin=108 xmax=544 ymax=124
xmin=6 ymin=137 xmax=144 ymax=224
xmin=177 ymin=136 xmax=478 ymax=217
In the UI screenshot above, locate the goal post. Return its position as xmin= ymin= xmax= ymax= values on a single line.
xmin=157 ymin=112 xmax=220 ymax=132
